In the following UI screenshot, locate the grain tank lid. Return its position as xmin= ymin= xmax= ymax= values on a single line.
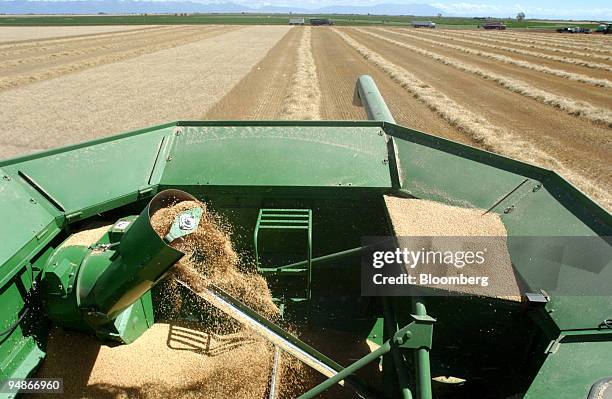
xmin=0 ymin=125 xmax=170 ymax=221
xmin=159 ymin=124 xmax=393 ymax=188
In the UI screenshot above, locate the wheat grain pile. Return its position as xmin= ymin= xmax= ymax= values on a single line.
xmin=383 ymin=196 xmax=523 ymax=301
xmin=31 ymin=324 xmax=273 ymax=399
xmin=32 ymin=199 xmax=297 ymax=398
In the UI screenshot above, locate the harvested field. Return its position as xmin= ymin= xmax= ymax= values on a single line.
xmin=280 ymin=27 xmax=322 ymax=120
xmin=0 ymin=25 xmax=289 ymax=158
xmin=411 ymin=29 xmax=612 ymax=72
xmin=452 ymin=30 xmax=612 ymax=55
xmin=385 ymin=29 xmax=612 ymax=87
xmin=366 ymin=28 xmax=612 ymax=125
xmin=0 ymin=25 xmax=159 ymax=43
xmin=0 ymin=25 xmax=237 ymax=91
xmin=0 ymin=25 xmax=609 ymax=211
xmin=436 ymin=30 xmax=612 ymax=62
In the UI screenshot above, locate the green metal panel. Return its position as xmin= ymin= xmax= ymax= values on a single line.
xmin=388 ymin=127 xmax=529 ymax=210
xmin=385 ymin=123 xmax=610 ymax=236
xmin=0 ymin=167 xmax=58 ymax=274
xmin=161 ymin=125 xmax=392 ymax=188
xmin=1 ymin=128 xmax=172 ymax=220
xmin=525 ymin=339 xmax=612 ymax=399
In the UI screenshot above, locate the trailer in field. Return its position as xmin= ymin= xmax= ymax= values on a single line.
xmin=310 ymin=18 xmax=333 ymax=26
xmin=412 ymin=21 xmax=436 ymax=28
xmin=482 ymin=22 xmax=507 ymax=30
xmin=289 ymin=17 xmax=305 ymax=25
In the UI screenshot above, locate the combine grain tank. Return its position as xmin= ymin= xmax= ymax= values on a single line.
xmin=0 ymin=76 xmax=609 ymax=399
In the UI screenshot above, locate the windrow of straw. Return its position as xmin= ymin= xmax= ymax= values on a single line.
xmin=363 ymin=28 xmax=612 ymax=126
xmin=417 ymin=29 xmax=612 ymax=69
xmin=433 ymin=30 xmax=612 ymax=62
xmin=281 ymin=27 xmax=322 ymax=120
xmin=385 ymin=29 xmax=612 ymax=88
xmin=443 ymin=29 xmax=612 ymax=57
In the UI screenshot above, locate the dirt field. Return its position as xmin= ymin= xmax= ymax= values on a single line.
xmin=0 ymin=26 xmax=609 ymax=209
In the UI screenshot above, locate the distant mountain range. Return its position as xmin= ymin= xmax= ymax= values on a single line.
xmin=0 ymin=1 xmax=443 ymax=16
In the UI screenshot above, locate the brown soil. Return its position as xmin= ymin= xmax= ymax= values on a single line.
xmin=204 ymin=27 xmax=301 ymax=119
xmin=388 ymin=28 xmax=612 ymax=85
xmin=435 ymin=30 xmax=612 ymax=65
xmin=311 ymin=26 xmax=475 ymax=145
xmin=343 ymin=28 xmax=611 ymax=209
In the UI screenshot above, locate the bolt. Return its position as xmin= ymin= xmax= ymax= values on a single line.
xmin=504 ymin=205 xmax=514 ymax=214
xmin=382 ymin=159 xmax=389 ymax=165
xmin=166 ymin=156 xmax=173 ymax=162
xmin=532 ymin=184 xmax=542 ymax=192
xmin=30 ymin=198 xmax=37 ymax=204
xmin=2 ymin=175 xmax=10 ymax=181
xmin=378 ymin=131 xmax=384 ymax=136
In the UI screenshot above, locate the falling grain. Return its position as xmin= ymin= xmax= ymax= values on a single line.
xmin=150 ymin=199 xmax=279 ymax=318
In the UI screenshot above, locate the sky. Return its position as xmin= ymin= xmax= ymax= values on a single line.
xmin=235 ymin=0 xmax=612 ymax=20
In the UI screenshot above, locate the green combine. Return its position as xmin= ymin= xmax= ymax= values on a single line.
xmin=0 ymin=76 xmax=610 ymax=399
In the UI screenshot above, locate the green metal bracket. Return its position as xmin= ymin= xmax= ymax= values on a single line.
xmin=298 ymin=315 xmax=435 ymax=399
xmin=394 ymin=314 xmax=436 ymax=350
xmin=163 ymin=207 xmax=203 ymax=243
xmin=254 ymin=209 xmax=312 ymax=300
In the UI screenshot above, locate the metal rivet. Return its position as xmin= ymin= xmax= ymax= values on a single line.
xmin=382 ymin=159 xmax=389 ymax=165
xmin=30 ymin=198 xmax=37 ymax=204
xmin=2 ymin=175 xmax=10 ymax=181
xmin=504 ymin=205 xmax=514 ymax=214
xmin=533 ymin=184 xmax=542 ymax=192
xmin=166 ymin=156 xmax=173 ymax=162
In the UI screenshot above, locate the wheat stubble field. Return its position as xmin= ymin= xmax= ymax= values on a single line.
xmin=0 ymin=25 xmax=610 ymax=208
